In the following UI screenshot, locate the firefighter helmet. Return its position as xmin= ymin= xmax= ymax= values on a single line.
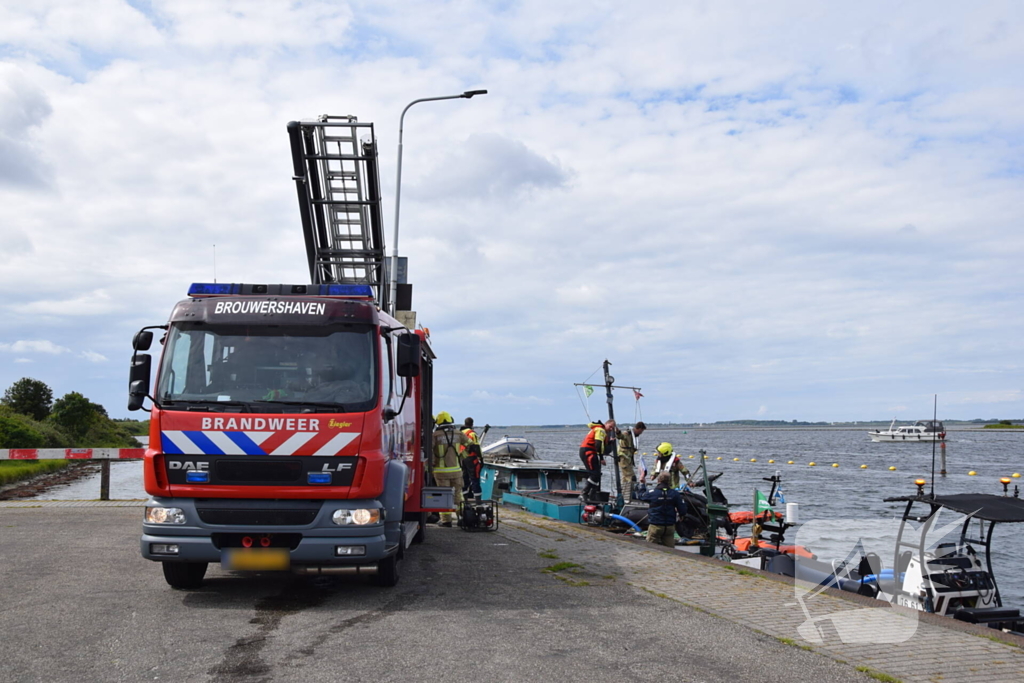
xmin=656 ymin=442 xmax=673 ymax=456
xmin=435 ymin=411 xmax=454 ymax=425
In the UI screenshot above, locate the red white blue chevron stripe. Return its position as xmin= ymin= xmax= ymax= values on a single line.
xmin=160 ymin=430 xmax=359 ymax=456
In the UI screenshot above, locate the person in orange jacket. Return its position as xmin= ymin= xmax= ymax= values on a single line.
xmin=578 ymin=421 xmax=607 ymax=502
xmin=460 ymin=417 xmax=483 ymax=500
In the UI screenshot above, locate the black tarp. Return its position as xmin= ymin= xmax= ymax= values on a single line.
xmin=884 ymin=493 xmax=1024 ymax=523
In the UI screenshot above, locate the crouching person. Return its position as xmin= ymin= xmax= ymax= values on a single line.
xmin=639 ymin=472 xmax=688 ymax=547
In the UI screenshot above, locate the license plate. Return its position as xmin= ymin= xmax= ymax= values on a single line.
xmin=222 ymin=548 xmax=290 ymax=571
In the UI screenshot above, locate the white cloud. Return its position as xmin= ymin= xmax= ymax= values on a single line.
xmin=0 ymin=340 xmax=70 ymax=354
xmin=14 ymin=358 xmax=33 ymax=363
xmin=79 ymin=350 xmax=108 ymax=363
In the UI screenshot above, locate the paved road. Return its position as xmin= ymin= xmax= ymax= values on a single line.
xmin=0 ymin=506 xmax=870 ymax=683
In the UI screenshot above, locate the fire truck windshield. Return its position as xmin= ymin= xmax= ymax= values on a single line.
xmin=157 ymin=322 xmax=377 ymax=412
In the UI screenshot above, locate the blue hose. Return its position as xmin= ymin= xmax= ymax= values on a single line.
xmin=610 ymin=514 xmax=643 ymax=533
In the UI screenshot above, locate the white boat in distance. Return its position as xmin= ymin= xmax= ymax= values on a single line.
xmin=869 ymin=419 xmax=946 ymax=442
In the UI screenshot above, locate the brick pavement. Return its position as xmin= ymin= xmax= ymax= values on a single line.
xmin=498 ymin=509 xmax=1024 ymax=683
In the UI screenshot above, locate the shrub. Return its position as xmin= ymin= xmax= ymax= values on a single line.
xmin=0 ymin=410 xmax=45 ymax=448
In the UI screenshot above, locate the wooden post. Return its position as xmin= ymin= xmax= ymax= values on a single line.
xmin=99 ymin=460 xmax=110 ymax=501
xmin=940 ymin=442 xmax=947 ymax=476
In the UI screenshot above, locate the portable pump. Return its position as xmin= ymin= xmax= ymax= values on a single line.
xmin=459 ymin=500 xmax=498 ymax=532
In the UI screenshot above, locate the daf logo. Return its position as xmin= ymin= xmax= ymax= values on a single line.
xmin=321 ymin=463 xmax=354 ymax=472
xmin=168 ymin=461 xmax=210 ymax=471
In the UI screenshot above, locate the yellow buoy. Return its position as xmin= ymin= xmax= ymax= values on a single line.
xmin=733 ymin=458 xmax=740 ymax=462
xmin=703 ymin=455 xmax=709 ymax=459
xmin=716 ymin=457 xmax=722 ymax=460
xmin=832 ymin=463 xmax=839 ymax=468
xmin=968 ymin=470 xmax=977 ymax=476
xmin=768 ymin=459 xmax=775 ymax=463
xmin=889 ymin=466 xmax=897 ymax=471
xmin=808 ymin=462 xmax=816 ymax=466
xmin=750 ymin=458 xmax=757 ymax=462
xmin=787 ymin=460 xmax=794 ymax=465
xmin=860 ymin=464 xmax=868 ymax=469
xmin=688 ymin=454 xmax=694 ymax=459
xmin=1013 ymin=473 xmax=1021 ymax=478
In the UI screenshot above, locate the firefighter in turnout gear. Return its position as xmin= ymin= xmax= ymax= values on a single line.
xmin=460 ymin=417 xmax=483 ymax=501
xmin=578 ymin=421 xmax=607 ymax=502
xmin=616 ymin=421 xmax=646 ymax=501
xmin=432 ymin=412 xmax=471 ymax=526
xmin=651 ymin=441 xmax=687 ymax=489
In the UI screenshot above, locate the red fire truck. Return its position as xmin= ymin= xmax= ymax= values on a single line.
xmin=129 ymin=116 xmax=443 ymax=588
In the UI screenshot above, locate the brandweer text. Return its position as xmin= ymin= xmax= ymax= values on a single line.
xmin=201 ymin=417 xmax=323 ymax=431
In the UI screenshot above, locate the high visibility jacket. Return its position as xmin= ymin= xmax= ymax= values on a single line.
xmin=580 ymin=424 xmax=606 ymax=455
xmin=433 ymin=425 xmax=469 ymax=475
xmin=460 ymin=427 xmax=480 ymax=456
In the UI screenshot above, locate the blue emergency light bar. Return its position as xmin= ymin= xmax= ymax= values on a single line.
xmin=307 ymin=472 xmax=332 ymax=485
xmin=188 ymin=283 xmax=375 ymax=298
xmin=185 ymin=471 xmax=210 ymax=483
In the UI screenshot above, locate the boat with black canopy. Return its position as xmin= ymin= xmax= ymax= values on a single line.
xmin=875 ymin=484 xmax=1024 ymax=632
xmin=766 ymin=477 xmax=1024 ymax=635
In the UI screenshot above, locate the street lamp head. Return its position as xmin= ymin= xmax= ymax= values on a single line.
xmin=462 ymin=89 xmax=488 ymax=98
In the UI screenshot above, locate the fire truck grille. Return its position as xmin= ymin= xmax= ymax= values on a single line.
xmin=198 ymin=509 xmax=319 ymax=526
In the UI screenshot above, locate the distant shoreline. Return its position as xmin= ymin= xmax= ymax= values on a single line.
xmin=513 ymin=424 xmax=1016 ymax=432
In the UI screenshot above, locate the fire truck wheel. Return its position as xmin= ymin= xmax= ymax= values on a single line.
xmin=162 ymin=561 xmax=208 ymax=589
xmin=375 ymin=553 xmax=400 ymax=587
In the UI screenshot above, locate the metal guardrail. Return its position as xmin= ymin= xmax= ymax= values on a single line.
xmin=0 ymin=449 xmax=144 ymax=501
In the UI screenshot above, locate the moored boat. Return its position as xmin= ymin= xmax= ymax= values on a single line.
xmin=769 ymin=479 xmax=1024 ymax=636
xmin=479 ymin=440 xmax=590 ymax=522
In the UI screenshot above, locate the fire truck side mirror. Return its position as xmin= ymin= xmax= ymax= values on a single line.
xmin=396 ymin=334 xmax=421 ymax=378
xmin=128 ymin=354 xmax=152 ymax=411
xmin=133 ymin=330 xmax=153 ymax=351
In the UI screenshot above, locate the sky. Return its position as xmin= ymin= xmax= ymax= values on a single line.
xmin=1 ymin=0 xmax=1022 ymax=425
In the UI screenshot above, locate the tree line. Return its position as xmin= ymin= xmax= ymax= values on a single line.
xmin=0 ymin=378 xmax=146 ymax=449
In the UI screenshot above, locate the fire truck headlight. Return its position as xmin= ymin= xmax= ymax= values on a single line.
xmin=145 ymin=506 xmax=186 ymax=525
xmin=332 ymin=509 xmax=381 ymax=525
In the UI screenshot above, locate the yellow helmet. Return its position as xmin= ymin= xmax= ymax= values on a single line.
xmin=435 ymin=411 xmax=454 ymax=425
xmin=656 ymin=442 xmax=673 ymax=456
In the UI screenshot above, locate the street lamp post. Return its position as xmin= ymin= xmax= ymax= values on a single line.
xmin=389 ymin=89 xmax=487 ymax=314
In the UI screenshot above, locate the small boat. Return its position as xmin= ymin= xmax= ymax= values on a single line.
xmin=481 ymin=436 xmax=537 ymax=462
xmin=479 ymin=438 xmax=591 ymax=523
xmin=768 ymin=481 xmax=1024 ymax=636
xmin=869 ymin=418 xmax=946 ymax=442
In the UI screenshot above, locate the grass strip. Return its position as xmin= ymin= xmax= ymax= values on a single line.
xmin=855 ymin=666 xmax=901 ymax=682
xmin=0 ymin=460 xmax=70 ymax=486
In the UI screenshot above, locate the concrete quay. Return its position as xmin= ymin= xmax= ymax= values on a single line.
xmin=1 ymin=500 xmax=1022 ymax=682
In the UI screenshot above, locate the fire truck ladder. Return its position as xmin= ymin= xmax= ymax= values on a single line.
xmin=287 ymin=115 xmax=388 ymax=310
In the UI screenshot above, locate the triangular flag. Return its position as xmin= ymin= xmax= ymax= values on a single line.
xmin=583 ymin=384 xmax=594 ymax=397
xmin=633 ymin=389 xmax=643 ymax=400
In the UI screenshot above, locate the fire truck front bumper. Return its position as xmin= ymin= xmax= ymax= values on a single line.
xmin=141 ymin=531 xmax=391 ymax=566
xmin=141 ymin=497 xmax=395 ymax=567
